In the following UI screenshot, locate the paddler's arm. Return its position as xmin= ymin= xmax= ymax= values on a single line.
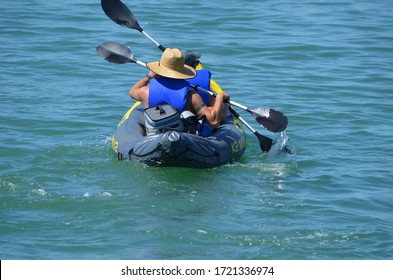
xmin=129 ymin=71 xmax=159 ymax=107
xmin=188 ymin=91 xmax=228 ymax=128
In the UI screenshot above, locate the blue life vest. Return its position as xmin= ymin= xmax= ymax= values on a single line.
xmin=198 ymin=122 xmax=214 ymax=137
xmin=148 ymin=78 xmax=190 ymax=112
xmin=187 ymin=69 xmax=212 ymax=106
xmin=148 ymin=75 xmax=214 ymax=137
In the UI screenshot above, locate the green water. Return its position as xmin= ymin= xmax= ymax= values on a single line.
xmin=1 ymin=0 xmax=392 ymax=259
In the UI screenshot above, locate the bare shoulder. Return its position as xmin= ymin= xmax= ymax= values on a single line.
xmin=187 ymin=90 xmax=203 ymax=112
xmin=130 ymin=85 xmax=149 ymax=105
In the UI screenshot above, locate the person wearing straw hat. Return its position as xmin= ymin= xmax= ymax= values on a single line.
xmin=129 ymin=48 xmax=228 ymax=128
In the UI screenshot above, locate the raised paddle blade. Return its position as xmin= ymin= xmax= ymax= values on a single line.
xmin=96 ymin=42 xmax=135 ymax=64
xmin=250 ymin=108 xmax=288 ymax=133
xmin=101 ymin=0 xmax=143 ymax=32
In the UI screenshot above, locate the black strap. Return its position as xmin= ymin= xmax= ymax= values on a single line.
xmin=195 ymin=103 xmax=205 ymax=114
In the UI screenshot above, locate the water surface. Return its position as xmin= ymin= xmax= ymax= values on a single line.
xmin=1 ymin=0 xmax=392 ymax=259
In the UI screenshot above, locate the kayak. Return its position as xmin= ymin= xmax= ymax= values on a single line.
xmin=111 ymin=102 xmax=246 ymax=168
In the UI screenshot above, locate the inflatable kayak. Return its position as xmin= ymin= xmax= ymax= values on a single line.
xmin=111 ymin=101 xmax=246 ymax=168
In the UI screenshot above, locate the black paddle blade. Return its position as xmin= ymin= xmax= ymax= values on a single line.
xmin=101 ymin=0 xmax=143 ymax=32
xmin=96 ymin=42 xmax=134 ymax=64
xmin=256 ymin=131 xmax=273 ymax=152
xmin=251 ymin=108 xmax=288 ymax=133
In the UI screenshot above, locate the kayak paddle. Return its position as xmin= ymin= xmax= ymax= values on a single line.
xmin=101 ymin=0 xmax=165 ymax=51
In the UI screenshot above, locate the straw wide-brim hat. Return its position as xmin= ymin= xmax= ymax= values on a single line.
xmin=147 ymin=48 xmax=196 ymax=79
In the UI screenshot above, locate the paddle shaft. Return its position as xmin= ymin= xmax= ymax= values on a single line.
xmin=141 ymin=31 xmax=165 ymax=52
xmin=192 ymin=85 xmax=252 ymax=112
